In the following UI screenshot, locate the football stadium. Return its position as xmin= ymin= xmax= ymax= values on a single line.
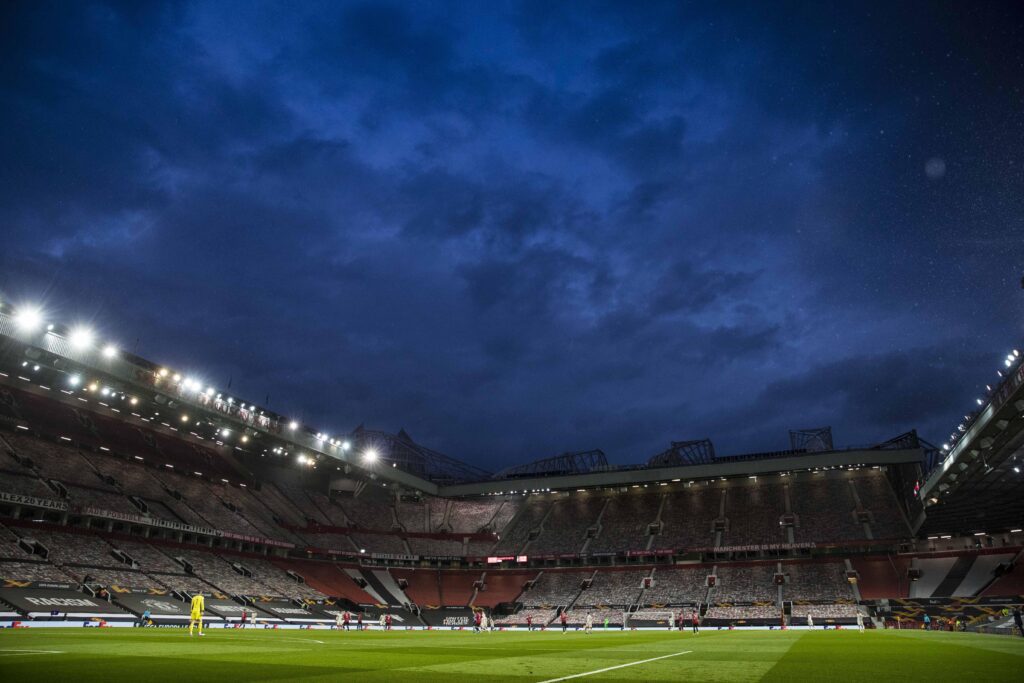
xmin=0 ymin=303 xmax=1021 ymax=680
xmin=3 ymin=1 xmax=1024 ymax=681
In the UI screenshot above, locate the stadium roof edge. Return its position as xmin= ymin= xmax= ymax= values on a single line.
xmin=436 ymin=446 xmax=924 ymax=496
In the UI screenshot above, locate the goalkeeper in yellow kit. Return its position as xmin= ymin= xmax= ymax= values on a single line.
xmin=189 ymin=593 xmax=205 ymax=636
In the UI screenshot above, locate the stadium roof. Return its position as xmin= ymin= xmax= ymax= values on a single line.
xmin=918 ymin=347 xmax=1024 ymax=535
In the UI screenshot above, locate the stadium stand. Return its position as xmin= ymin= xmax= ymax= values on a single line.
xmin=392 ymin=568 xmax=441 ymax=605
xmin=724 ymin=482 xmax=786 ymax=546
xmin=0 ymin=560 xmax=74 ymax=583
xmin=268 ymin=559 xmax=377 ymax=604
xmin=493 ymin=607 xmax=555 ymax=626
xmin=562 ymin=606 xmax=623 ymax=625
xmin=335 ymin=494 xmax=394 ymax=531
xmin=170 ymin=548 xmax=277 ymax=596
xmin=850 ymin=556 xmax=908 ymax=599
xmin=397 ymin=499 xmax=429 ymax=532
xmin=527 ymin=497 xmax=602 ymax=555
xmin=784 ymin=562 xmax=855 ymax=602
xmin=980 ymin=552 xmax=1024 ymax=596
xmin=712 ymin=564 xmax=777 ymax=602
xmin=350 ymin=532 xmax=407 ymax=555
xmin=641 ymin=568 xmax=708 ymax=605
xmin=439 ymin=571 xmax=477 ymax=606
xmin=790 ymin=603 xmax=860 ymax=621
xmin=855 ymin=472 xmax=910 ymax=539
xmin=651 ymin=485 xmax=718 ymax=550
xmin=474 ymin=571 xmax=535 ymax=607
xmin=792 ymin=473 xmax=864 ymax=542
xmin=587 ymin=492 xmax=660 ymax=553
xmin=109 ymin=539 xmax=184 ymax=573
xmin=704 ymin=605 xmax=779 ymax=621
xmin=521 ymin=571 xmax=590 ymax=606
xmin=576 ymin=570 xmax=647 ymax=606
xmin=493 ymin=497 xmax=550 ymax=553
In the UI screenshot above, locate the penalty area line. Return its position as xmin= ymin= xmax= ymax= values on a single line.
xmin=536 ymin=650 xmax=692 ymax=683
xmin=0 ymin=650 xmax=66 ymax=656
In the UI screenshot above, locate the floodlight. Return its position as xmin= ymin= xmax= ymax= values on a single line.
xmin=102 ymin=345 xmax=118 ymax=358
xmin=364 ymin=449 xmax=378 ymax=463
xmin=289 ymin=421 xmax=298 ymax=430
xmin=69 ymin=327 xmax=94 ymax=349
xmin=68 ymin=375 xmax=81 ymax=387
xmin=14 ymin=306 xmax=43 ymax=332
xmin=341 ymin=441 xmax=351 ymax=451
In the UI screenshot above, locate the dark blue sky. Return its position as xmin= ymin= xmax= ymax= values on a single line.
xmin=2 ymin=1 xmax=1022 ymax=471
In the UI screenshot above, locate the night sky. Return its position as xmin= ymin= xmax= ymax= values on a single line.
xmin=2 ymin=1 xmax=1022 ymax=472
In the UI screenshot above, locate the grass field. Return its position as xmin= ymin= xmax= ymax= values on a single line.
xmin=0 ymin=628 xmax=1021 ymax=682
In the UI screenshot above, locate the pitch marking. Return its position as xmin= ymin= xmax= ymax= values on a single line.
xmin=536 ymin=650 xmax=692 ymax=683
xmin=0 ymin=649 xmax=66 ymax=656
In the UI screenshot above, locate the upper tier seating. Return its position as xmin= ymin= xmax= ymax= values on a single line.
xmin=856 ymin=473 xmax=910 ymax=539
xmin=527 ymin=497 xmax=603 ymax=555
xmin=335 ymin=495 xmax=393 ymax=530
xmin=792 ymin=474 xmax=864 ymax=542
xmin=652 ymin=485 xmax=718 ymax=550
xmin=724 ymin=483 xmax=786 ymax=546
xmin=588 ymin=492 xmax=660 ymax=553
xmin=493 ymin=498 xmax=551 ymax=553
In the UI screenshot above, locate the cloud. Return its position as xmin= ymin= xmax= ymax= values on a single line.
xmin=1 ymin=0 xmax=1020 ymax=470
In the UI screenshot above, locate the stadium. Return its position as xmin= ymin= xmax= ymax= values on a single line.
xmin=3 ymin=1 xmax=1024 ymax=681
xmin=0 ymin=301 xmax=1021 ymax=680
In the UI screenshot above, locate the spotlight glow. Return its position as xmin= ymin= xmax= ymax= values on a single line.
xmin=289 ymin=421 xmax=298 ymax=430
xmin=102 ymin=345 xmax=118 ymax=358
xmin=363 ymin=449 xmax=378 ymax=463
xmin=69 ymin=327 xmax=95 ymax=349
xmin=14 ymin=306 xmax=43 ymax=332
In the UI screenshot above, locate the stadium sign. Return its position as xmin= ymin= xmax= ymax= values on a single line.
xmin=77 ymin=507 xmax=293 ymax=547
xmin=80 ymin=506 xmax=220 ymax=536
xmin=0 ymin=587 xmax=133 ymax=618
xmin=693 ymin=542 xmax=817 ymax=553
xmin=0 ymin=491 xmax=69 ymax=511
xmin=486 ymin=555 xmax=528 ymax=563
xmin=370 ymin=552 xmax=418 ymax=561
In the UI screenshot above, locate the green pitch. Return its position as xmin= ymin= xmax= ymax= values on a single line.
xmin=0 ymin=628 xmax=1021 ymax=682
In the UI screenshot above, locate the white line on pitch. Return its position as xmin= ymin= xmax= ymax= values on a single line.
xmin=536 ymin=650 xmax=692 ymax=683
xmin=0 ymin=650 xmax=66 ymax=656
